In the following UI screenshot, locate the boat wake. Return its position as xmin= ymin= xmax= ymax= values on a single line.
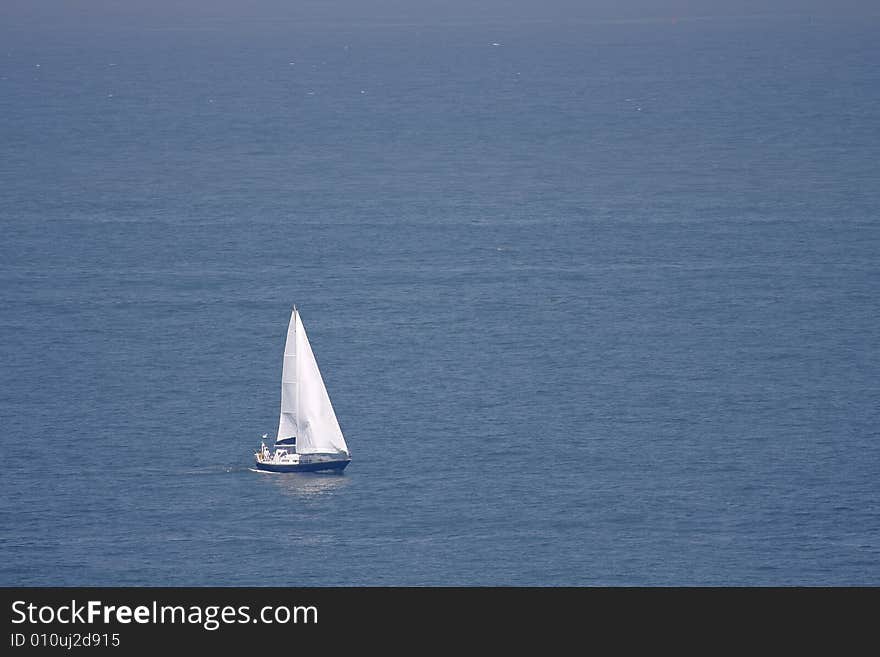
xmin=173 ymin=466 xmax=256 ymax=476
xmin=248 ymin=467 xmax=280 ymax=474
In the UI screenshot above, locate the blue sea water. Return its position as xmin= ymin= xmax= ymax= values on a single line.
xmin=1 ymin=10 xmax=879 ymax=585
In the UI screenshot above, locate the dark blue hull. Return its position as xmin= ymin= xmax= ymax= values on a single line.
xmin=253 ymin=458 xmax=351 ymax=473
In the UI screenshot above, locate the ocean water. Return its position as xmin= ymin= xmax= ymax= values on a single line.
xmin=1 ymin=11 xmax=879 ymax=585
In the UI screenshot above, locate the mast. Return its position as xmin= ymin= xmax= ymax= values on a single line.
xmin=293 ymin=305 xmax=299 ymax=449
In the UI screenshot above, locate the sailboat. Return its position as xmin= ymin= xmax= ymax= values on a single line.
xmin=254 ymin=307 xmax=351 ymax=473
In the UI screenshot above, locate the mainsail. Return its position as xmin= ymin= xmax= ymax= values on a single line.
xmin=276 ymin=310 xmax=298 ymax=446
xmin=275 ymin=308 xmax=349 ymax=456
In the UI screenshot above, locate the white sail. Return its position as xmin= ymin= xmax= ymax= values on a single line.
xmin=276 ymin=309 xmax=298 ymax=446
xmin=293 ymin=310 xmax=349 ymax=455
xmin=276 ymin=308 xmax=349 ymax=456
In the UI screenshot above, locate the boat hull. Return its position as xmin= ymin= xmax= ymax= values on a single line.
xmin=253 ymin=458 xmax=351 ymax=473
